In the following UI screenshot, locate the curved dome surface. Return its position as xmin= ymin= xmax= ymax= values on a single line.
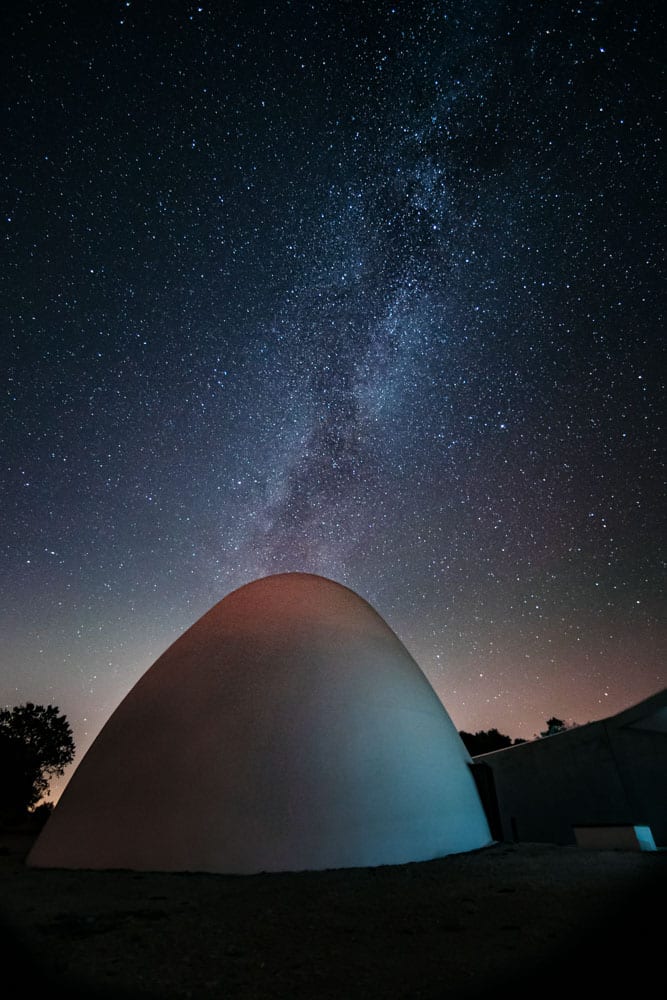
xmin=29 ymin=573 xmax=492 ymax=873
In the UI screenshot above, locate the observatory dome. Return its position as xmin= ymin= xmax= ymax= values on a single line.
xmin=28 ymin=573 xmax=492 ymax=873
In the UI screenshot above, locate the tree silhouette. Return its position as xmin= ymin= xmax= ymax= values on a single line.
xmin=0 ymin=703 xmax=74 ymax=819
xmin=540 ymin=717 xmax=569 ymax=737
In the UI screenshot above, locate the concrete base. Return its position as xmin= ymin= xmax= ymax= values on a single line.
xmin=573 ymin=824 xmax=656 ymax=851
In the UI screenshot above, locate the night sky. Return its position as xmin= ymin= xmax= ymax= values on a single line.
xmin=3 ymin=1 xmax=665 ymax=799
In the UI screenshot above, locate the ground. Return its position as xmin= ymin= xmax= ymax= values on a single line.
xmin=1 ymin=829 xmax=664 ymax=999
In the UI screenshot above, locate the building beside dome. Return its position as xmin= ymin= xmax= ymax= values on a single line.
xmin=28 ymin=573 xmax=492 ymax=874
xmin=473 ymin=687 xmax=667 ymax=849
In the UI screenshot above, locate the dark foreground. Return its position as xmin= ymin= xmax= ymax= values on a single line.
xmin=1 ymin=831 xmax=664 ymax=999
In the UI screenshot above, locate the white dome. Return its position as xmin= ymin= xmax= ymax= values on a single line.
xmin=28 ymin=573 xmax=492 ymax=873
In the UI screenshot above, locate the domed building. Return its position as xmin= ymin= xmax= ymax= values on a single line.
xmin=28 ymin=573 xmax=492 ymax=873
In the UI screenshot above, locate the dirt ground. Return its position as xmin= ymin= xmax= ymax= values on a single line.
xmin=1 ymin=830 xmax=664 ymax=999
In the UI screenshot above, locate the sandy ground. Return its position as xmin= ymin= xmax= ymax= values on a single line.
xmin=1 ymin=830 xmax=664 ymax=999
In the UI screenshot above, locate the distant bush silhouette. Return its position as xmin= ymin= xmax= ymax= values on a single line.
xmin=0 ymin=703 xmax=74 ymax=820
xmin=30 ymin=801 xmax=54 ymax=829
xmin=459 ymin=728 xmax=514 ymax=756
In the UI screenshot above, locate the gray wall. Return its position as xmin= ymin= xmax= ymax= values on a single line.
xmin=478 ymin=693 xmax=667 ymax=846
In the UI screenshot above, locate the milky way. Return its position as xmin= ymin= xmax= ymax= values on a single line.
xmin=2 ymin=1 xmax=664 ymax=792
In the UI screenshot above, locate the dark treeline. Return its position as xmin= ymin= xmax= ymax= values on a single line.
xmin=459 ymin=717 xmax=573 ymax=756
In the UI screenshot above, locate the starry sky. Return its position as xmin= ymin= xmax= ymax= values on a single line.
xmin=2 ymin=1 xmax=665 ymax=799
